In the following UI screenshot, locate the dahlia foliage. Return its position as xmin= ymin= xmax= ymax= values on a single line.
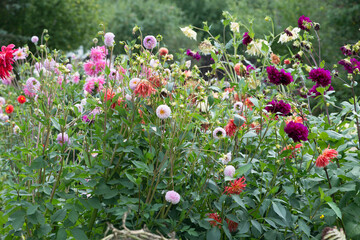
xmin=0 ymin=13 xmax=359 ymax=240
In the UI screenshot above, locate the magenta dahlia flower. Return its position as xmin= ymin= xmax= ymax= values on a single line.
xmin=266 ymin=66 xmax=293 ymax=86
xmin=298 ymin=15 xmax=312 ymax=31
xmin=309 ymin=68 xmax=331 ymax=87
xmin=284 ymin=121 xmax=308 ymax=142
xmin=265 ymin=99 xmax=291 ymax=116
xmin=338 ymin=58 xmax=360 ymax=74
xmin=242 ymin=32 xmax=252 ymax=46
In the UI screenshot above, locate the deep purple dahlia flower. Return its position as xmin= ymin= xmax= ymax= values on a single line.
xmin=298 ymin=15 xmax=312 ymax=31
xmin=284 ymin=121 xmax=309 ymax=142
xmin=242 ymin=32 xmax=252 ymax=46
xmin=309 ymin=68 xmax=331 ymax=87
xmin=265 ymin=99 xmax=291 ymax=116
xmin=266 ymin=66 xmax=293 ymax=86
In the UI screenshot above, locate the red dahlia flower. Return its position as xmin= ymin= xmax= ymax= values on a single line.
xmin=224 ymin=176 xmax=247 ymax=195
xmin=17 ymin=95 xmax=26 ymax=104
xmin=5 ymin=104 xmax=14 ymax=114
xmin=207 ymin=213 xmax=222 ymax=228
xmin=226 ymin=219 xmax=239 ymax=233
xmin=0 ymin=44 xmax=15 ymax=80
xmin=134 ymin=80 xmax=156 ymax=98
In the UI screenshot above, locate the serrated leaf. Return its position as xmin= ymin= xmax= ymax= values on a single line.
xmin=57 ymin=228 xmax=67 ymax=240
xmin=71 ymin=228 xmax=88 ymax=240
xmin=51 ymin=209 xmax=67 ymax=223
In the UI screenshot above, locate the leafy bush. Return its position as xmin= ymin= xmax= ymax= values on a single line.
xmin=0 ymin=11 xmax=359 ymax=240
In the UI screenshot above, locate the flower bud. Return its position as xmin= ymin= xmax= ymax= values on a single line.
xmin=93 ymin=38 xmax=98 ymax=44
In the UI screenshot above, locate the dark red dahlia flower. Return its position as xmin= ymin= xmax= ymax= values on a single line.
xmin=284 ymin=121 xmax=308 ymax=142
xmin=298 ymin=15 xmax=312 ymax=31
xmin=242 ymin=32 xmax=252 ymax=46
xmin=309 ymin=68 xmax=331 ymax=87
xmin=265 ymin=99 xmax=291 ymax=116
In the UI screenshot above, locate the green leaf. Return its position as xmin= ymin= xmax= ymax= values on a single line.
xmin=51 ymin=209 xmax=67 ymax=223
xmin=328 ymin=202 xmax=342 ymax=219
xmin=242 ymin=131 xmax=257 ymax=138
xmin=232 ymin=195 xmax=245 ymax=209
xmin=233 ymin=114 xmax=245 ymax=127
xmin=320 ymin=60 xmax=325 ymax=68
xmin=9 ymin=209 xmax=25 ymax=230
xmin=298 ymin=219 xmax=310 ymax=237
xmin=51 ymin=117 xmax=61 ymax=131
xmin=272 ymin=202 xmax=286 ymax=220
xmin=27 ymin=204 xmax=38 ymax=215
xmin=235 ymin=164 xmax=252 ymax=177
xmin=319 ymin=187 xmax=325 ymax=201
xmin=36 ymin=224 xmax=51 ymax=237
xmin=105 ymin=65 xmax=111 ymax=75
xmin=57 ymin=228 xmax=67 ymax=240
xmin=206 ymin=227 xmax=221 ymax=240
xmin=71 ymin=228 xmax=88 ymax=240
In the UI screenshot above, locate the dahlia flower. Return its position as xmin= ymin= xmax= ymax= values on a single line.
xmin=309 ymin=68 xmax=332 ymax=87
xmin=134 ymin=80 xmax=156 ymax=98
xmin=156 ymin=104 xmax=171 ymax=119
xmin=278 ymin=27 xmax=300 ymax=43
xmin=230 ymin=22 xmax=239 ymax=33
xmin=165 ymin=190 xmax=180 ymax=204
xmin=104 ymin=32 xmax=115 ymax=47
xmin=224 ymin=176 xmax=247 ymax=195
xmin=83 ymin=76 xmax=105 ymax=94
xmin=233 ymin=102 xmax=244 ymax=113
xmin=25 ymin=77 xmax=41 ymax=94
xmin=5 ymin=104 xmax=14 ymax=114
xmin=180 ymin=26 xmax=197 ymax=40
xmin=213 ymin=127 xmax=226 ymax=139
xmin=316 ymin=147 xmax=338 ymax=168
xmin=298 ymin=15 xmax=312 ymax=31
xmin=143 ymin=35 xmax=157 ymax=50
xmin=225 ymin=119 xmax=238 ymax=137
xmin=129 ymin=78 xmax=140 ymax=90
xmin=0 ymin=44 xmax=15 ymax=80
xmin=31 ymin=36 xmax=39 ymax=44
xmin=266 ymin=66 xmax=293 ymax=86
xmin=224 ymin=165 xmax=236 ymax=177
xmin=220 ymin=152 xmax=232 ymax=165
xmin=207 ymin=213 xmax=222 ymax=228
xmin=13 ymin=48 xmax=27 ymax=61
xmin=265 ymin=99 xmax=291 ymax=116
xmin=56 ymin=132 xmax=71 ymax=146
xmin=17 ymin=95 xmax=26 ymax=104
xmin=199 ymin=39 xmax=214 ymax=55
xmin=90 ymin=46 xmax=107 ymax=61
xmin=242 ymin=32 xmax=252 ymax=46
xmin=159 ymin=47 xmax=169 ymax=56
xmin=284 ymin=121 xmax=309 ymax=142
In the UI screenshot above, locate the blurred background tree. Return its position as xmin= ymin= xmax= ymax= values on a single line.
xmin=0 ymin=0 xmax=102 ymax=50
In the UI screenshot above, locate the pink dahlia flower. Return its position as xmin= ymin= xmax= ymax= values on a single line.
xmin=165 ymin=190 xmax=180 ymax=204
